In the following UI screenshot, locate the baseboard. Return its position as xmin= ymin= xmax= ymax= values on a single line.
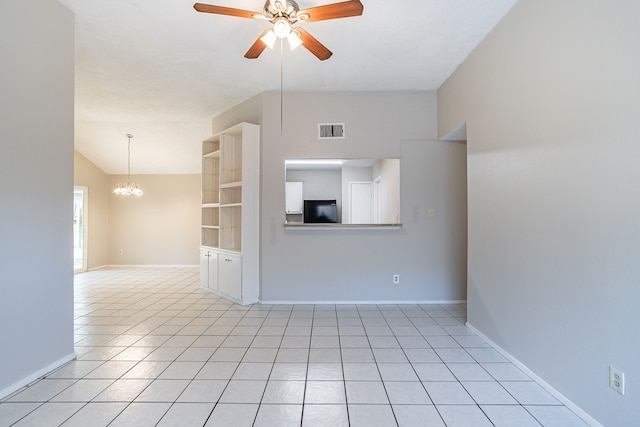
xmin=105 ymin=264 xmax=199 ymax=268
xmin=260 ymin=300 xmax=467 ymax=305
xmin=466 ymin=322 xmax=602 ymax=427
xmin=0 ymin=352 xmax=76 ymax=401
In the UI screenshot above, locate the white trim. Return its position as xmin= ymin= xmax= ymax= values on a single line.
xmin=74 ymin=264 xmax=108 ymax=274
xmin=105 ymin=264 xmax=199 ymax=268
xmin=76 ymin=265 xmax=199 ymax=274
xmin=200 ymin=285 xmax=258 ymax=306
xmin=260 ymin=300 xmax=467 ymax=305
xmin=73 ymin=186 xmax=88 ymax=273
xmin=86 ymin=265 xmax=108 ymax=272
xmin=466 ymin=322 xmax=602 ymax=427
xmin=0 ymin=352 xmax=75 ymax=400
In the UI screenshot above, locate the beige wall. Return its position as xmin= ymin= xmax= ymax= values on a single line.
xmin=108 ymin=174 xmax=200 ymax=265
xmin=438 ymin=0 xmax=639 ymax=425
xmin=74 ymin=151 xmax=109 ymax=269
xmin=74 ymin=152 xmax=200 ymax=267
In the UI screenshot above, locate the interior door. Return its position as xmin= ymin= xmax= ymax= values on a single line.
xmin=349 ymin=181 xmax=373 ymax=224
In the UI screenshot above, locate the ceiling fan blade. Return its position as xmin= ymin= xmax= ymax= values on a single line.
xmin=194 ymin=3 xmax=258 ymax=19
xmin=295 ymin=28 xmax=333 ymax=60
xmin=299 ymin=0 xmax=363 ymax=22
xmin=245 ymin=29 xmax=271 ymax=59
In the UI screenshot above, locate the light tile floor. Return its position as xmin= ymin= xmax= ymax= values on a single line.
xmin=0 ymin=266 xmax=590 ymax=427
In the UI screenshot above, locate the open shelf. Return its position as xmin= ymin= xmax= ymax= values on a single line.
xmin=201 ymin=227 xmax=219 ymax=248
xmin=202 ymin=207 xmax=219 ymax=227
xmin=220 ymin=133 xmax=243 ymax=185
xmin=220 ymin=205 xmax=242 ymax=251
xmin=220 ymin=186 xmax=242 ymax=205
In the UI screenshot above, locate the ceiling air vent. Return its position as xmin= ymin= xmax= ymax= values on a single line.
xmin=318 ymin=123 xmax=345 ymax=140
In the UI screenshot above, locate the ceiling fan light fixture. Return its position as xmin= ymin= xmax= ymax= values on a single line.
xmin=260 ymin=29 xmax=277 ymax=48
xmin=273 ymin=17 xmax=291 ymax=38
xmin=287 ymin=30 xmax=302 ymax=50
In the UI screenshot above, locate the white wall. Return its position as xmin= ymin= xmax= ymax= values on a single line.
xmin=108 ymin=174 xmax=201 ymax=265
xmin=0 ymin=0 xmax=75 ymax=397
xmin=438 ymin=0 xmax=640 ymax=425
xmin=214 ymin=91 xmax=468 ymax=303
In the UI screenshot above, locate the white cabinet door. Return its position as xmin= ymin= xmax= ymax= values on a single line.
xmin=219 ymin=253 xmax=242 ymax=300
xmin=207 ymin=250 xmax=218 ymax=292
xmin=200 ymin=249 xmax=218 ymax=291
xmin=285 ymin=182 xmax=303 ymax=214
xmin=200 ymin=249 xmax=210 ymax=289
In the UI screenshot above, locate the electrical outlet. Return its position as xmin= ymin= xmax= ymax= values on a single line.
xmin=610 ymin=367 xmax=625 ymax=395
xmin=428 ymin=208 xmax=435 ymax=217
xmin=119 ymin=249 xmax=123 ymax=255
xmin=393 ymin=274 xmax=400 ymax=284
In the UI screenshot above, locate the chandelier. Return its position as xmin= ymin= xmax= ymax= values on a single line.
xmin=113 ymin=133 xmax=143 ymax=196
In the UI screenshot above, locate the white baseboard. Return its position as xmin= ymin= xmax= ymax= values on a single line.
xmin=0 ymin=352 xmax=76 ymax=401
xmin=77 ymin=265 xmax=198 ymax=273
xmin=106 ymin=264 xmax=199 ymax=268
xmin=466 ymin=322 xmax=602 ymax=427
xmin=260 ymin=300 xmax=467 ymax=305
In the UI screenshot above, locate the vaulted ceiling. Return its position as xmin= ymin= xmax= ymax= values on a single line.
xmin=59 ymin=0 xmax=518 ymax=174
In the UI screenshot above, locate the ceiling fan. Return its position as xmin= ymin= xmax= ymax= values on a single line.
xmin=194 ymin=0 xmax=364 ymax=60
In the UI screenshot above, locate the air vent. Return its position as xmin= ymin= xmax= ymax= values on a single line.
xmin=318 ymin=123 xmax=345 ymax=140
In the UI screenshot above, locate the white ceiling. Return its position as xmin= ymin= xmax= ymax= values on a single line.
xmin=59 ymin=0 xmax=518 ymax=174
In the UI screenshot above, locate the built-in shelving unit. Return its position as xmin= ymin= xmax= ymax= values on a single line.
xmin=200 ymin=122 xmax=260 ymax=305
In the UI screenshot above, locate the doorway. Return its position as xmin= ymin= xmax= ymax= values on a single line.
xmin=74 ymin=187 xmax=88 ymax=272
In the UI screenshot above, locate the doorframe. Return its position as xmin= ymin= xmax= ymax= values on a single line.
xmin=74 ymin=186 xmax=88 ymax=273
xmin=373 ymin=176 xmax=381 ymax=224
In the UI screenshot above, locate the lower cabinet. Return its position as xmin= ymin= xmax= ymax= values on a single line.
xmin=218 ymin=253 xmax=241 ymax=301
xmin=200 ymin=248 xmax=218 ymax=292
xmin=200 ymin=247 xmax=241 ymax=303
xmin=199 ymin=249 xmax=208 ymax=289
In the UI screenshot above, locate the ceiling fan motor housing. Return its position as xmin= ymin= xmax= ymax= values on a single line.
xmin=264 ymin=0 xmax=306 ymax=23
